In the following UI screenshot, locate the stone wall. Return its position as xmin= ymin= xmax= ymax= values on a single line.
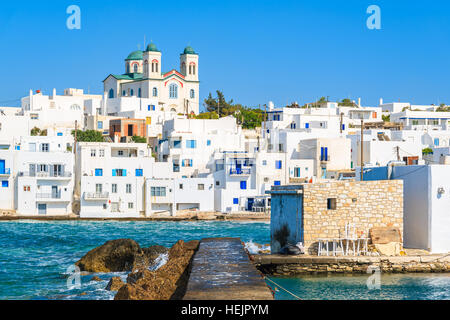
xmin=302 ymin=180 xmax=403 ymax=255
xmin=253 ymin=255 xmax=450 ymax=276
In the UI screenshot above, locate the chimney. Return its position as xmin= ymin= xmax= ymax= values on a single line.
xmin=379 ymin=98 xmax=383 ymax=106
xmin=358 ymin=98 xmax=361 ymax=107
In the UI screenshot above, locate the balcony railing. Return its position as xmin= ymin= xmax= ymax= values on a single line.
xmin=0 ymin=168 xmax=11 ymax=175
xmin=84 ymin=192 xmax=109 ymax=200
xmin=229 ymin=168 xmax=251 ymax=175
xmin=19 ymin=171 xmax=72 ymax=178
xmin=320 ymin=155 xmax=331 ymax=162
xmin=36 ymin=192 xmax=61 ymax=199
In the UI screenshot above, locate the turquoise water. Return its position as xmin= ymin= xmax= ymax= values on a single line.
xmin=0 ymin=220 xmax=449 ymax=300
xmin=266 ymin=274 xmax=450 ymax=300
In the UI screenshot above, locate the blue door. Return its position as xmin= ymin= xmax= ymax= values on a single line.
xmin=0 ymin=160 xmax=5 ymax=174
xmin=247 ymin=198 xmax=254 ymax=211
xmin=38 ymin=204 xmax=47 ymax=215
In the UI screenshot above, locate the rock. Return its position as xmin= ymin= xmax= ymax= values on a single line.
xmin=374 ymin=242 xmax=402 ymax=256
xmin=133 ymin=245 xmax=169 ymax=271
xmin=75 ymin=239 xmax=143 ymax=272
xmin=115 ymin=240 xmax=199 ymax=300
xmin=91 ymin=276 xmax=102 ymax=282
xmin=105 ymin=277 xmax=125 ymax=291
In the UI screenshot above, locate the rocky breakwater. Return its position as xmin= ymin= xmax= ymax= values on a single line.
xmin=75 ymin=239 xmax=200 ymax=299
xmin=115 ymin=240 xmax=199 ymax=300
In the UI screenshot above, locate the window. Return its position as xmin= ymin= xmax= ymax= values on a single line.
xmin=233 ymin=198 xmax=239 ymax=205
xmin=118 ymin=150 xmax=124 ymax=156
xmin=320 ymin=147 xmax=329 ymax=161
xmin=274 ymin=180 xmax=281 ymax=186
xmin=103 ymin=204 xmax=107 ymax=210
xmin=207 ymin=140 xmax=211 ymax=146
xmin=173 ymin=140 xmax=181 ymax=148
xmin=152 ymin=87 xmax=158 ymax=97
xmin=40 ymin=143 xmax=49 ymax=152
xmin=97 ymin=121 xmax=103 ymax=129
xmin=179 ymin=184 xmax=183 ymax=189
xmin=113 ymin=169 xmax=126 ymax=176
xmin=133 ymin=64 xmax=138 ymax=73
xmin=294 ymin=167 xmax=301 ymax=178
xmin=305 ymin=123 xmax=310 ymax=129
xmin=169 ymin=83 xmax=178 ymax=99
xmin=122 ymin=90 xmax=126 ymax=96
xmin=128 ymin=202 xmax=134 ymax=209
xmin=130 ymin=89 xmax=134 ymax=96
xmin=109 ymin=89 xmax=114 ymax=99
xmin=135 ymin=169 xmax=143 ymax=177
xmin=198 ymin=184 xmax=204 ymax=190
xmin=112 ymin=184 xmax=117 ymax=193
xmin=275 ymin=160 xmax=282 ymax=169
xmin=99 ymin=149 xmax=105 ymax=157
xmin=138 ymin=88 xmax=142 ymax=98
xmin=190 ymin=89 xmax=195 ymax=99
xmin=240 ymin=181 xmax=247 ymax=190
xmin=95 ymin=169 xmax=103 ymax=177
xmin=262 ymin=160 xmax=267 ymax=166
xmin=215 ymin=162 xmax=224 ymax=171
xmin=95 ymin=184 xmax=102 ymax=193
xmin=216 ymin=181 xmax=220 ymax=186
xmin=290 ymin=122 xmax=296 ymax=129
xmin=91 ymin=149 xmax=96 ymax=157
xmin=182 ymin=159 xmax=193 ymax=167
xmin=151 ymin=187 xmax=166 ymax=197
xmin=327 ymin=198 xmax=337 ymax=210
xmin=2 ymin=180 xmax=8 ymax=188
xmin=126 ymin=63 xmax=130 ymax=74
xmin=186 ymin=140 xmax=197 ymax=148
xmin=126 ymin=184 xmax=132 ymax=193
xmin=434 ymin=138 xmax=440 ymax=146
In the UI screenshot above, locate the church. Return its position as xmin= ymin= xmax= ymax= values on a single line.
xmin=103 ymin=43 xmax=200 ymax=115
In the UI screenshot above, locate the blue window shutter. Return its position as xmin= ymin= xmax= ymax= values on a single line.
xmin=305 ymin=123 xmax=309 ymax=129
xmin=342 ymin=124 xmax=345 ymax=130
xmin=148 ymin=105 xmax=151 ymax=111
xmin=240 ymin=181 xmax=247 ymax=190
xmin=112 ymin=170 xmax=116 ymax=176
xmin=274 ymin=180 xmax=281 ymax=186
xmin=233 ymin=198 xmax=239 ymax=205
xmin=182 ymin=160 xmax=185 ymax=167
xmin=123 ymin=169 xmax=127 ymax=176
xmin=320 ymin=147 xmax=324 ymax=161
xmin=325 ymin=147 xmax=328 ymax=161
xmin=2 ymin=180 xmax=8 ymax=188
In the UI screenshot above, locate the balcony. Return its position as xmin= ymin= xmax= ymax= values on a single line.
xmin=229 ymin=168 xmax=251 ymax=176
xmin=36 ymin=192 xmax=69 ymax=202
xmin=84 ymin=192 xmax=109 ymax=201
xmin=19 ymin=171 xmax=72 ymax=179
xmin=0 ymin=168 xmax=11 ymax=176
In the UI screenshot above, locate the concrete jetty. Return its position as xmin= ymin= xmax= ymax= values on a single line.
xmin=183 ymin=238 xmax=274 ymax=300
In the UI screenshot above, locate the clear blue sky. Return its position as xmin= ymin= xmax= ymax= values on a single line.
xmin=0 ymin=0 xmax=449 ymax=110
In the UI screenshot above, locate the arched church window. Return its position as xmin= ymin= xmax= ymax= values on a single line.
xmin=190 ymin=89 xmax=195 ymax=99
xmin=144 ymin=60 xmax=148 ymax=74
xmin=130 ymin=89 xmax=134 ymax=96
xmin=126 ymin=63 xmax=130 ymax=74
xmin=108 ymin=89 xmax=114 ymax=99
xmin=133 ymin=64 xmax=138 ymax=73
xmin=152 ymin=87 xmax=158 ymax=97
xmin=138 ymin=88 xmax=142 ymax=98
xmin=189 ymin=65 xmax=192 ymax=75
xmin=169 ymin=83 xmax=178 ymax=99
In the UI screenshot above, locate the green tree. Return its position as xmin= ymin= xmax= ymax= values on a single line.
xmin=195 ymin=111 xmax=219 ymax=119
xmin=131 ymin=135 xmax=147 ymax=143
xmin=382 ymin=114 xmax=390 ymax=122
xmin=31 ymin=127 xmax=41 ymax=136
xmin=71 ymin=130 xmax=104 ymax=142
xmin=338 ymin=98 xmax=357 ymax=107
xmin=422 ymin=147 xmax=433 ymax=155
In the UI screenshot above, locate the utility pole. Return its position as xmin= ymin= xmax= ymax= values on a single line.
xmin=360 ymin=118 xmax=364 ymax=181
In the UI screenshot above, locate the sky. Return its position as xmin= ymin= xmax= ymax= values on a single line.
xmin=0 ymin=0 xmax=449 ymax=111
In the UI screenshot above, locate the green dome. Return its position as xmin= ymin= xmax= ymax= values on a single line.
xmin=183 ymin=46 xmax=197 ymax=55
xmin=146 ymin=42 xmax=160 ymax=52
xmin=125 ymin=50 xmax=143 ymax=61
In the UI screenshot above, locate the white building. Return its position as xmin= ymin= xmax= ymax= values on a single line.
xmin=76 ymin=142 xmax=162 ymax=218
xmin=390 ymin=110 xmax=450 ymax=131
xmin=363 ymin=164 xmax=450 ymax=253
xmin=15 ymin=135 xmax=75 ymax=216
xmin=103 ymin=44 xmax=200 ymax=116
xmin=145 ymin=177 xmax=214 ymax=216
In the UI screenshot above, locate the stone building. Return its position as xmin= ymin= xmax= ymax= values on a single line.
xmin=268 ymin=180 xmax=403 ymax=254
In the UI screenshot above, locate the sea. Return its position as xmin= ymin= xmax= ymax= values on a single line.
xmin=0 ymin=220 xmax=448 ymax=300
